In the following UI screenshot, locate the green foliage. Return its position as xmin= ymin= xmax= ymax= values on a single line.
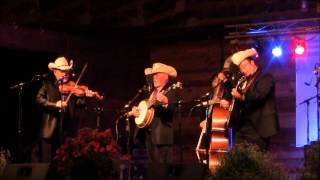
xmin=212 ymin=142 xmax=287 ymax=180
xmin=300 ymin=141 xmax=320 ymax=180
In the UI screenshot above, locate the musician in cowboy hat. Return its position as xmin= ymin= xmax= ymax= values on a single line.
xmin=229 ymin=48 xmax=279 ymax=150
xmin=131 ymin=62 xmax=180 ymax=163
xmin=35 ymin=56 xmax=94 ymax=162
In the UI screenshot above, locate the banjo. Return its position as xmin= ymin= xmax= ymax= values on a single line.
xmin=134 ymin=82 xmax=182 ymax=128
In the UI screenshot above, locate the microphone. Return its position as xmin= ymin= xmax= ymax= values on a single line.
xmin=201 ymin=92 xmax=211 ymax=98
xmin=123 ymin=85 xmax=147 ymax=110
xmin=195 ymin=99 xmax=216 ymax=107
xmin=305 ymin=76 xmax=316 ymax=86
xmin=71 ymin=72 xmax=76 ymax=78
xmin=57 ymin=75 xmax=68 ymax=84
xmin=193 ymin=92 xmax=210 ymax=103
xmin=139 ymin=85 xmax=149 ymax=93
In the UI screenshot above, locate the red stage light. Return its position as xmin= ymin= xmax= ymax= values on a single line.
xmin=295 ymin=45 xmax=305 ymax=55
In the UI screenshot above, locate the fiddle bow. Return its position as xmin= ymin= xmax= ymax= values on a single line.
xmin=63 ymin=63 xmax=103 ymax=104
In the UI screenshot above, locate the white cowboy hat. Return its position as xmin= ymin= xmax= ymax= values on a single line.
xmin=48 ymin=57 xmax=73 ymax=71
xmin=223 ymin=56 xmax=232 ymax=70
xmin=231 ymin=48 xmax=258 ymax=66
xmin=149 ymin=62 xmax=177 ymax=78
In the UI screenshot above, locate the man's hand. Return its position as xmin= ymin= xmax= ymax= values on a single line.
xmin=220 ymin=99 xmax=230 ymax=109
xmin=85 ymin=89 xmax=96 ymax=97
xmin=217 ymin=72 xmax=226 ymax=82
xmin=56 ymin=100 xmax=67 ymax=108
xmin=199 ymin=120 xmax=206 ymax=128
xmin=231 ymin=88 xmax=245 ymax=101
xmin=129 ymin=106 xmax=140 ymax=117
xmin=156 ymin=92 xmax=168 ymax=105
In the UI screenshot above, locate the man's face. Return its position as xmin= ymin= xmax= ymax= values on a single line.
xmin=211 ymin=76 xmax=220 ymax=88
xmin=153 ymin=72 xmax=169 ymax=88
xmin=211 ymin=72 xmax=225 ymax=88
xmin=239 ymin=59 xmax=256 ymax=77
xmin=53 ymin=69 xmax=70 ymax=82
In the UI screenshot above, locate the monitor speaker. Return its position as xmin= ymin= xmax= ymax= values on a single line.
xmin=1 ymin=163 xmax=49 ymax=180
xmin=146 ymin=163 xmax=206 ymax=180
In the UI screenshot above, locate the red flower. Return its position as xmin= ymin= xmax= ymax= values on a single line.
xmin=53 ymin=127 xmax=120 ymax=177
xmin=120 ymin=154 xmax=131 ymax=161
xmin=62 ymin=154 xmax=69 ymax=161
xmin=80 ymin=145 xmax=89 ymax=155
xmin=99 ymin=147 xmax=105 ymax=153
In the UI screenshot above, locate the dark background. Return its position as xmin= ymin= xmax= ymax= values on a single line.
xmin=2 ymin=48 xmax=56 ymax=161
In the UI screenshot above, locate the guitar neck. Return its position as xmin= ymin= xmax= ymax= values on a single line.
xmin=162 ymin=87 xmax=171 ymax=95
xmin=148 ymin=82 xmax=181 ymax=107
xmin=148 ymin=86 xmax=172 ymax=106
xmin=229 ymin=76 xmax=246 ymax=111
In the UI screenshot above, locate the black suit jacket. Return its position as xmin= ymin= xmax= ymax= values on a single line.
xmin=36 ymin=79 xmax=86 ymax=139
xmin=239 ymin=71 xmax=280 ymax=138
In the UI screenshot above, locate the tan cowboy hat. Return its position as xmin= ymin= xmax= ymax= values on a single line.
xmin=144 ymin=68 xmax=152 ymax=75
xmin=231 ymin=48 xmax=258 ymax=66
xmin=48 ymin=57 xmax=73 ymax=71
xmin=149 ymin=62 xmax=177 ymax=78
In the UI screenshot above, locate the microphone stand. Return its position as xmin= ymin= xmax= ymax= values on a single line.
xmin=94 ymin=106 xmax=103 ymax=131
xmin=312 ymin=62 xmax=320 ymax=141
xmin=299 ymin=98 xmax=311 ymax=144
xmin=10 ymin=75 xmax=40 ymax=162
xmin=125 ymin=87 xmax=146 ymax=151
xmin=316 ymin=70 xmax=320 ymax=141
xmin=116 ymin=86 xmax=146 ymax=151
xmin=121 ymin=86 xmax=146 ymax=180
xmin=205 ymin=104 xmax=213 ymax=172
xmin=124 ymin=86 xmax=146 ymax=111
xmin=299 ymin=95 xmax=318 ymax=144
xmin=177 ymin=100 xmax=183 ymax=163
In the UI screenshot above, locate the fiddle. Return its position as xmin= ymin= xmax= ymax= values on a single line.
xmin=59 ymin=80 xmax=104 ymax=101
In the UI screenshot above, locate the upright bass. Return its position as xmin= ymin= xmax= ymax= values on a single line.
xmin=196 ymin=73 xmax=247 ymax=171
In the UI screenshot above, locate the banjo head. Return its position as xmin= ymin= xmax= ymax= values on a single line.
xmin=135 ymin=100 xmax=148 ymax=126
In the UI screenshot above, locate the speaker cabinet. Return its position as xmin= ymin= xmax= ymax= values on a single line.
xmin=146 ymin=163 xmax=206 ymax=180
xmin=1 ymin=163 xmax=49 ymax=180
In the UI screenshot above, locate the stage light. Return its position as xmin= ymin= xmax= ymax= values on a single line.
xmin=292 ymin=37 xmax=306 ymax=56
xmin=295 ymin=45 xmax=305 ymax=55
xmin=272 ymin=47 xmax=282 ymax=57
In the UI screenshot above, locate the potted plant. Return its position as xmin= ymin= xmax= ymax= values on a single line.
xmin=53 ymin=128 xmax=120 ymax=179
xmin=0 ymin=147 xmax=11 ymax=177
xmin=212 ymin=142 xmax=287 ymax=180
xmin=301 ymin=141 xmax=320 ymax=180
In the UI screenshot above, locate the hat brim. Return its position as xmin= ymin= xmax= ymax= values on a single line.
xmin=144 ymin=68 xmax=153 ymax=75
xmin=148 ymin=62 xmax=178 ymax=78
xmin=48 ymin=63 xmax=73 ymax=71
xmin=231 ymin=48 xmax=257 ymax=66
xmin=150 ymin=69 xmax=177 ymax=78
